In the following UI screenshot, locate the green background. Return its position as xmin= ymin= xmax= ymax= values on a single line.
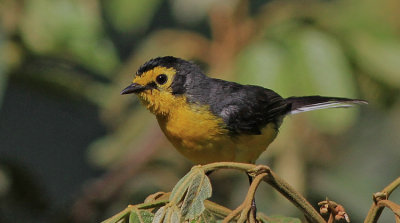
xmin=0 ymin=0 xmax=399 ymax=222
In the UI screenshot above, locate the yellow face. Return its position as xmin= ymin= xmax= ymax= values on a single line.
xmin=132 ymin=66 xmax=182 ymax=116
xmin=133 ymin=66 xmax=176 ymax=92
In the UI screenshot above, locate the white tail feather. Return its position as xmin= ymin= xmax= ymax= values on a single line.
xmin=289 ymin=101 xmax=365 ymax=115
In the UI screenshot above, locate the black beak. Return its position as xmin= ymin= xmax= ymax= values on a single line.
xmin=120 ymin=83 xmax=146 ymax=95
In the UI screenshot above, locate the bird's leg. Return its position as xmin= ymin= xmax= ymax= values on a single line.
xmin=247 ymin=174 xmax=257 ymax=220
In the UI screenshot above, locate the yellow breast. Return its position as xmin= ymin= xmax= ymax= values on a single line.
xmin=155 ymin=97 xmax=278 ymax=164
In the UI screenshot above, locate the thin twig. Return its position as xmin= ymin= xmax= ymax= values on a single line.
xmin=203 ymin=162 xmax=325 ymax=223
xmin=222 ymin=200 xmax=245 ymax=222
xmin=204 ymin=200 xmax=233 ymax=219
xmin=237 ymin=173 xmax=268 ymax=223
xmin=103 ymin=162 xmax=329 ymax=223
xmin=377 ymin=200 xmax=400 ymax=218
xmin=202 ymin=162 xmax=256 ymax=173
xmin=364 ymin=177 xmax=400 ymax=223
xmin=263 ymin=168 xmax=326 ymax=223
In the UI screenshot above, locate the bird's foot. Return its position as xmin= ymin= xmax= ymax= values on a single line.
xmin=250 ymin=198 xmax=258 ymax=222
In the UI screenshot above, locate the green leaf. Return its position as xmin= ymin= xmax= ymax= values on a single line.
xmin=154 ymin=205 xmax=181 ymax=223
xmin=169 ymin=172 xmax=192 ymax=204
xmin=153 ymin=206 xmax=167 ymax=223
xmin=152 ymin=167 xmax=212 ymax=223
xmin=139 ymin=211 xmax=155 ymax=222
xmin=169 ymin=166 xmax=212 ymax=220
xmin=180 ymin=170 xmax=212 ymax=219
xmin=190 ymin=210 xmax=217 ymax=223
xmin=129 ymin=210 xmax=154 ymax=223
xmin=164 ymin=206 xmax=181 ymax=223
xmin=259 ymin=215 xmax=301 ymax=223
xmin=129 ymin=212 xmax=139 ymax=223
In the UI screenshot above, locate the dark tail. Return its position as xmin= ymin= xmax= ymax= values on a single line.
xmin=285 ymin=96 xmax=367 ymax=115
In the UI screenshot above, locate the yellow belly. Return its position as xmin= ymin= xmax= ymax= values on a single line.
xmin=156 ymin=104 xmax=278 ymax=164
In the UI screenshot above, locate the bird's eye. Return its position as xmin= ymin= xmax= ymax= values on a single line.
xmin=156 ymin=74 xmax=168 ymax=85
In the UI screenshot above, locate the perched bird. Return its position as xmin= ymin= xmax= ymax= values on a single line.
xmin=121 ymin=56 xmax=367 ymax=164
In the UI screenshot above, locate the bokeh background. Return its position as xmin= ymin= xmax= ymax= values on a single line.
xmin=0 ymin=0 xmax=399 ymax=222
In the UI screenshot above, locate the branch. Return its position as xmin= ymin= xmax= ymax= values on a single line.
xmin=222 ymin=173 xmax=267 ymax=223
xmin=364 ymin=177 xmax=400 ymax=223
xmin=202 ymin=162 xmax=326 ymax=223
xmin=261 ymin=167 xmax=325 ymax=223
xmin=376 ymin=200 xmax=400 ymax=222
xmin=103 ymin=162 xmax=329 ymax=223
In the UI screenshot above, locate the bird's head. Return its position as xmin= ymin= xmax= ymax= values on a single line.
xmin=121 ymin=56 xmax=203 ymax=116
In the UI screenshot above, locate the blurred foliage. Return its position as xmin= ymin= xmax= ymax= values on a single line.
xmin=104 ymin=0 xmax=162 ymax=33
xmin=21 ymin=0 xmax=119 ymax=75
xmin=0 ymin=0 xmax=400 ymax=222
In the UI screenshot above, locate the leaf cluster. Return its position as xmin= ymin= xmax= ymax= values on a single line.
xmin=104 ymin=162 xmax=400 ymax=223
xmin=103 ymin=163 xmax=307 ymax=223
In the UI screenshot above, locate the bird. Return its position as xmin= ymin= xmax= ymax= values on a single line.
xmin=121 ymin=56 xmax=367 ymax=165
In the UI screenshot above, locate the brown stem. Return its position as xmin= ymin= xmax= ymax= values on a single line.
xmin=204 ymin=200 xmax=233 ymax=219
xmin=377 ymin=200 xmax=400 ymax=218
xmin=202 ymin=162 xmax=256 ymax=173
xmin=263 ymin=169 xmax=326 ymax=223
xmin=203 ymin=162 xmax=325 ymax=223
xmin=364 ymin=177 xmax=400 ymax=223
xmin=327 ymin=214 xmax=334 ymax=223
xmin=103 ymin=162 xmax=328 ymax=223
xmin=238 ymin=173 xmax=268 ymax=223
